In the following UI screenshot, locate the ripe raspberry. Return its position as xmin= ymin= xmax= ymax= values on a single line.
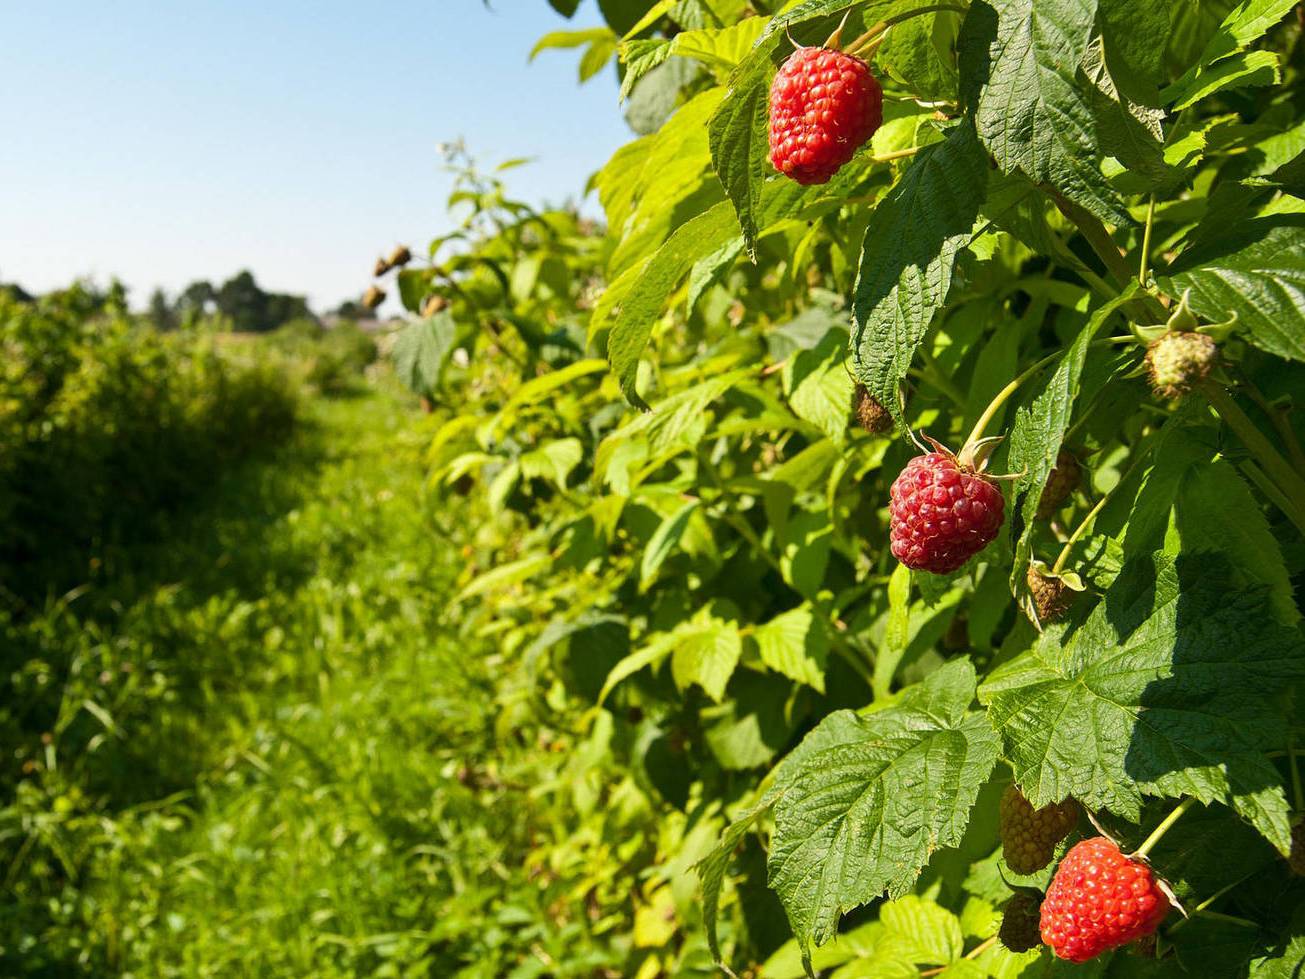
xmin=853 ymin=383 xmax=892 ymax=435
xmin=999 ymin=891 xmax=1043 ymax=953
xmin=1037 ymin=449 xmax=1081 ymax=518
xmin=1000 ymin=784 xmax=1079 ymax=874
xmin=1146 ymin=331 xmax=1217 ymax=400
xmin=769 ymin=46 xmax=883 ymax=185
xmin=1040 ymin=837 xmax=1171 ymax=963
xmin=889 ymin=451 xmax=1004 ymax=574
xmin=1027 ymin=565 xmax=1076 ymax=623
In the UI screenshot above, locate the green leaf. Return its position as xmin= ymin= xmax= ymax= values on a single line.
xmin=704 ymin=668 xmax=800 ymax=769
xmin=979 ymin=551 xmax=1305 ymax=854
xmin=707 ymin=55 xmax=768 ymax=256
xmin=670 ymin=606 xmax=743 ymax=702
xmin=640 ymin=499 xmax=700 ymax=591
xmin=962 ymin=0 xmax=1132 ymax=227
xmin=1161 ymin=216 xmax=1305 ymax=363
xmin=699 ymin=801 xmax=771 ymax=965
xmin=1007 ymin=289 xmax=1136 ymax=596
xmin=1161 ymin=49 xmax=1281 ymax=110
xmin=851 ymin=121 xmax=989 ymax=424
xmin=390 ymin=311 xmax=457 ymax=397
xmin=1164 ymin=0 xmax=1297 ymax=104
xmin=753 ymin=605 xmax=829 ymax=692
xmin=784 ymin=327 xmax=855 ymax=444
xmin=767 ymin=659 xmax=1000 ymax=954
xmin=597 ymin=201 xmax=739 ymax=408
xmin=872 ymin=563 xmax=912 ymax=699
xmin=456 ymin=552 xmax=551 ymax=601
xmin=876 ymin=896 xmax=964 ymax=966
xmin=1097 ymin=0 xmax=1169 ymax=86
xmin=519 ymin=438 xmax=583 ymax=488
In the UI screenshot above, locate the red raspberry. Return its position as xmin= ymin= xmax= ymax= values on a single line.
xmin=1040 ymin=837 xmax=1170 ymax=963
xmin=1000 ymin=784 xmax=1079 ymax=874
xmin=768 ymin=46 xmax=883 ymax=185
xmin=889 ymin=451 xmax=1004 ymax=574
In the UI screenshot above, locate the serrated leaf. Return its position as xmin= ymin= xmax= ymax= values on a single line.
xmin=979 ymin=551 xmax=1305 ymax=854
xmin=1160 ymin=216 xmax=1305 ymax=363
xmin=1007 ymin=289 xmax=1136 ymax=594
xmin=767 ymin=659 xmax=1000 ymax=954
xmin=1162 ymin=49 xmax=1281 ymax=110
xmin=962 ymin=0 xmax=1132 ymax=227
xmin=670 ymin=608 xmax=742 ymax=702
xmin=519 ymin=438 xmax=583 ymax=488
xmin=851 ymin=121 xmax=989 ymax=423
xmin=784 ymin=327 xmax=855 ymax=444
xmin=753 ymin=604 xmax=829 ymax=692
xmin=597 ymin=201 xmax=739 ymax=408
xmin=1164 ymin=0 xmax=1296 ymax=106
xmin=640 ymin=499 xmax=700 ymax=591
xmin=391 ymin=311 xmax=457 ymax=397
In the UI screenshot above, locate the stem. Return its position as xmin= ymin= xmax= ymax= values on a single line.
xmin=1051 ymin=437 xmax=1155 ymax=574
xmin=915 ymin=348 xmax=967 ymax=406
xmin=1134 ymin=797 xmax=1196 ymax=860
xmin=1138 ymin=194 xmax=1156 ymax=288
xmin=1239 ymin=461 xmax=1305 ymax=538
xmin=1201 ymin=379 xmax=1305 ymax=533
xmin=868 ymin=146 xmax=921 ymax=164
xmin=845 ymin=4 xmax=968 ymax=55
xmin=1289 ymin=738 xmax=1304 ymax=813
xmin=1235 ymin=371 xmax=1305 ymax=478
xmin=964 ymin=350 xmax=1063 ymax=449
xmin=920 ymin=937 xmax=998 ymax=975
xmin=1052 ymin=193 xmax=1166 ymax=322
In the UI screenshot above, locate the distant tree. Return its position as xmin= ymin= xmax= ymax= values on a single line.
xmin=147 ymin=288 xmax=177 ymax=331
xmin=0 ymin=281 xmax=34 ymax=303
xmin=176 ymin=280 xmax=216 ymax=318
xmin=214 ymin=270 xmax=312 ymax=332
xmin=331 ymin=299 xmax=369 ymax=320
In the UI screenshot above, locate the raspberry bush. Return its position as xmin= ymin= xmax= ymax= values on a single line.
xmin=390 ymin=1 xmax=1305 ymax=974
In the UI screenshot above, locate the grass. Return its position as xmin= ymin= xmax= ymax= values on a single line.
xmin=2 ymin=382 xmax=609 ymax=978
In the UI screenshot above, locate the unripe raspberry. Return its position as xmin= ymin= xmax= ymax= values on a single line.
xmin=1027 ymin=565 xmax=1076 ymax=623
xmin=853 ymin=383 xmax=892 ymax=434
xmin=999 ymin=891 xmax=1043 ymax=953
xmin=1037 ymin=449 xmax=1081 ymax=518
xmin=1146 ymin=331 xmax=1217 ymax=400
xmin=768 ymin=46 xmax=883 ymax=185
xmin=1000 ymin=784 xmax=1079 ymax=874
xmin=1041 ymin=837 xmax=1171 ymax=962
xmin=889 ymin=451 xmax=1004 ymax=574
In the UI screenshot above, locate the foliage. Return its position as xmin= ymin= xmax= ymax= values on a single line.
xmin=386 ymin=0 xmax=1305 ymax=974
xmin=0 ymin=286 xmax=298 ymax=597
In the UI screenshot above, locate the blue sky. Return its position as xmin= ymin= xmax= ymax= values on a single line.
xmin=0 ymin=1 xmax=629 ymax=313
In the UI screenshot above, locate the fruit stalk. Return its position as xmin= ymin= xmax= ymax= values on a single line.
xmin=1134 ymin=797 xmax=1196 ymax=860
xmin=844 ymin=4 xmax=968 ymax=57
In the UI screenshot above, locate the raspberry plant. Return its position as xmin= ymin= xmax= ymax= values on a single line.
xmin=397 ymin=1 xmax=1305 ymax=974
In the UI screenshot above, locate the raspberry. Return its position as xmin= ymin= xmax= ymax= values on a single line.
xmin=1000 ymin=784 xmax=1079 ymax=874
xmin=1146 ymin=331 xmax=1217 ymax=400
xmin=853 ymin=383 xmax=892 ymax=434
xmin=1037 ymin=449 xmax=1081 ymax=518
xmin=387 ymin=245 xmax=412 ymax=268
xmin=362 ymin=285 xmax=386 ymax=310
xmin=889 ymin=451 xmax=1004 ymax=574
xmin=768 ymin=46 xmax=883 ymax=185
xmin=1027 ymin=565 xmax=1076 ymax=623
xmin=1040 ymin=837 xmax=1170 ymax=962
xmin=999 ymin=891 xmax=1043 ymax=953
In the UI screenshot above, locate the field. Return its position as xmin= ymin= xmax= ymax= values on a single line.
xmin=6 ymin=1 xmax=1305 ymax=977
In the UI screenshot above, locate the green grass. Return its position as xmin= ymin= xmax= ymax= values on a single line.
xmin=2 ymin=383 xmax=626 ymax=978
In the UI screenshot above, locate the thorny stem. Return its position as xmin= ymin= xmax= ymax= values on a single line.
xmin=1134 ymin=797 xmax=1196 ymax=860
xmin=1235 ymin=370 xmax=1305 ymax=479
xmin=1239 ymin=461 xmax=1305 ymax=538
xmin=1139 ymin=194 xmax=1156 ymax=288
xmin=1200 ymin=379 xmax=1305 ymax=535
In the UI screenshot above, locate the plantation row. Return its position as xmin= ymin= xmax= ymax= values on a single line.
xmin=382 ymin=0 xmax=1305 ymax=975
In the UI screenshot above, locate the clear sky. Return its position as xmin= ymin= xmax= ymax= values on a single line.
xmin=0 ymin=1 xmax=629 ymax=314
